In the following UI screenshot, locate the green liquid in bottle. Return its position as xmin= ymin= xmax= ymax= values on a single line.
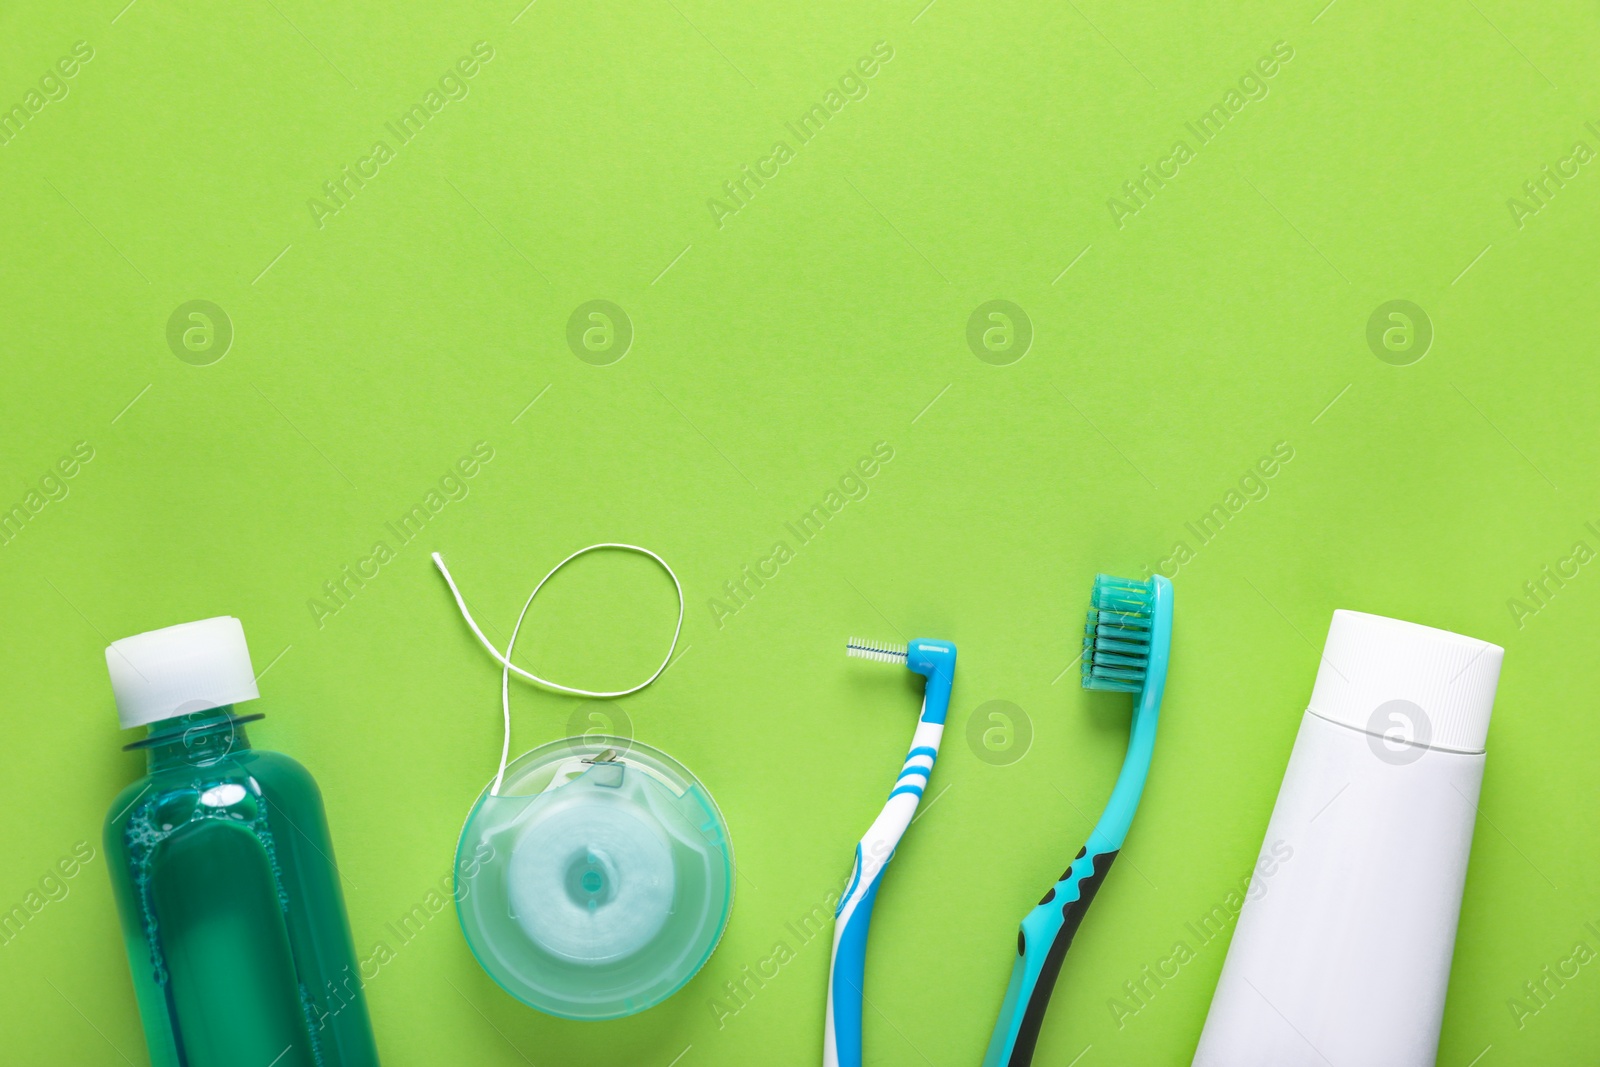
xmin=105 ymin=710 xmax=380 ymax=1067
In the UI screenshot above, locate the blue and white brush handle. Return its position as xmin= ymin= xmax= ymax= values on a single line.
xmin=825 ymin=638 xmax=956 ymax=1067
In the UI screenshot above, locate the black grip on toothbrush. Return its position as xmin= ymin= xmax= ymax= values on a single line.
xmin=1008 ymin=848 xmax=1120 ymax=1067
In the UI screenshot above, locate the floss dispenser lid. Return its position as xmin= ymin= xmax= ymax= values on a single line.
xmin=454 ymin=735 xmax=734 ymax=1020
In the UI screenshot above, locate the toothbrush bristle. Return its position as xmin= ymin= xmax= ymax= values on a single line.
xmin=1082 ymin=574 xmax=1153 ymax=693
xmin=846 ymin=637 xmax=908 ymax=665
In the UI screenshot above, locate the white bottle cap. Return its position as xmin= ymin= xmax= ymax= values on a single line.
xmin=105 ymin=616 xmax=261 ymax=730
xmin=1307 ymin=609 xmax=1503 ymax=754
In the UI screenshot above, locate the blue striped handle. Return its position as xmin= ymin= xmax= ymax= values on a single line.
xmin=824 ymin=639 xmax=954 ymax=1067
xmin=823 ymin=735 xmax=940 ymax=1067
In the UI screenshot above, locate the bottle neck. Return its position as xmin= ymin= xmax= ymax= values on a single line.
xmin=133 ymin=706 xmax=257 ymax=772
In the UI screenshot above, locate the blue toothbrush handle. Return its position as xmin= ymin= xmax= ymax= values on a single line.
xmin=981 ymin=844 xmax=1120 ymax=1067
xmin=823 ymin=842 xmax=885 ymax=1067
xmin=825 ymin=638 xmax=955 ymax=1067
xmin=982 ymin=575 xmax=1169 ymax=1065
xmin=823 ymin=731 xmax=942 ymax=1067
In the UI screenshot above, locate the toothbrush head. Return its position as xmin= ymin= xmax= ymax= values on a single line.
xmin=848 ymin=636 xmax=957 ymax=725
xmin=847 ymin=637 xmax=957 ymax=676
xmin=1082 ymin=573 xmax=1173 ymax=696
xmin=847 ymin=637 xmax=908 ymax=665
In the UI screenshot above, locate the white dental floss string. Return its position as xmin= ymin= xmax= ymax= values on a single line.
xmin=431 ymin=546 xmax=685 ymax=795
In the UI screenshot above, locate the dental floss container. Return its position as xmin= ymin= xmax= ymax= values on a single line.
xmin=432 ymin=547 xmax=729 ymax=1018
xmin=454 ymin=735 xmax=734 ymax=1020
xmin=1193 ymin=610 xmax=1504 ymax=1067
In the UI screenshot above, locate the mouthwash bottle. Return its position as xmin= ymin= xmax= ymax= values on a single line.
xmin=102 ymin=617 xmax=381 ymax=1067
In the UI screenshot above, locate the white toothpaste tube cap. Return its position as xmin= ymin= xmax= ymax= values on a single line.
xmin=1307 ymin=609 xmax=1503 ymax=754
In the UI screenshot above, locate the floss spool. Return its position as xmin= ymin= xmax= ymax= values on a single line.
xmin=433 ymin=546 xmax=734 ymax=1020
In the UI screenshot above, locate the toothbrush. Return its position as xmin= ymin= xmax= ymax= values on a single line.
xmin=824 ymin=637 xmax=957 ymax=1067
xmin=981 ymin=574 xmax=1173 ymax=1067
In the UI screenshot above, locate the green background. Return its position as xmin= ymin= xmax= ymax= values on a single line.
xmin=2 ymin=0 xmax=1598 ymax=1063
